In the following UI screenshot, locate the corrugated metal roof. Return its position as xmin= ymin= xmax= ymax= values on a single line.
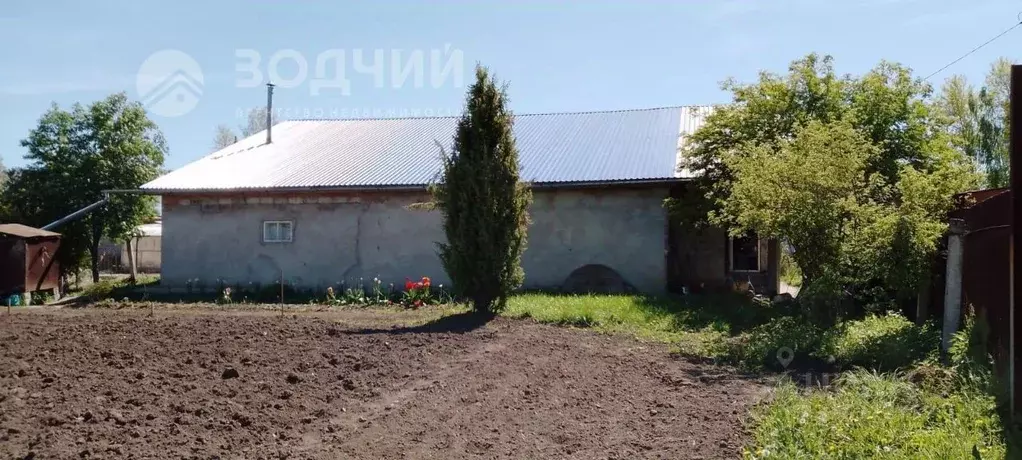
xmin=0 ymin=224 xmax=61 ymax=239
xmin=143 ymin=106 xmax=714 ymax=192
xmin=676 ymin=106 xmax=715 ymax=179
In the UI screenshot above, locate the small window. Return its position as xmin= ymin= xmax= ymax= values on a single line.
xmin=263 ymin=221 xmax=293 ymax=243
xmin=730 ymin=233 xmax=760 ymax=272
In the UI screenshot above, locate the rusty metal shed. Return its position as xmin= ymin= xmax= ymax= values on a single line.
xmin=0 ymin=223 xmax=62 ymax=297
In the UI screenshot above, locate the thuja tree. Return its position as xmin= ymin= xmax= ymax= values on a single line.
xmin=431 ymin=65 xmax=531 ymax=314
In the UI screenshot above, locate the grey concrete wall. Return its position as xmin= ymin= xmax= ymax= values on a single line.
xmin=160 ymin=187 xmax=669 ymax=293
xmin=525 ymin=188 xmax=668 ymax=293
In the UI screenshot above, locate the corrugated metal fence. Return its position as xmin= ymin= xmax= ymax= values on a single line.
xmin=944 ymin=189 xmax=1011 ymax=364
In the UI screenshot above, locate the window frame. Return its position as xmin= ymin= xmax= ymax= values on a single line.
xmin=262 ymin=220 xmax=294 ymax=243
xmin=728 ymin=233 xmax=761 ymax=273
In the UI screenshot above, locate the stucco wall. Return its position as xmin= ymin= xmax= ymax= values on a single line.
xmin=160 ymin=187 xmax=669 ymax=293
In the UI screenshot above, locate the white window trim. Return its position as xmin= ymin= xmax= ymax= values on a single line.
xmin=263 ymin=220 xmax=294 ymax=243
xmin=729 ymin=235 xmax=761 ymax=272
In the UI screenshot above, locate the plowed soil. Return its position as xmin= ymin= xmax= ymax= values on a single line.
xmin=0 ymin=307 xmax=766 ymax=459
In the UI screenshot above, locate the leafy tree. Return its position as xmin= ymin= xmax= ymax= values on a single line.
xmin=677 ymin=53 xmax=980 ymax=317
xmin=4 ymin=169 xmax=92 ymax=284
xmin=3 ymin=109 xmax=92 ymax=280
xmin=937 ymin=58 xmax=1012 ymax=188
xmin=723 ymin=121 xmax=875 ymax=285
xmin=430 ymin=65 xmax=531 ymax=314
xmin=672 ymin=54 xmax=846 ymax=229
xmin=677 ymin=55 xmax=945 ymax=228
xmin=843 ymin=145 xmax=977 ymax=310
xmin=9 ymin=93 xmax=166 ymax=283
xmin=212 ymin=124 xmax=238 ymax=151
xmin=240 ymin=108 xmax=278 ymax=137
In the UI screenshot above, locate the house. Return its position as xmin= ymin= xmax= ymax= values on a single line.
xmin=97 ymin=220 xmax=162 ymax=273
xmin=141 ymin=107 xmax=779 ymax=295
xmin=123 ymin=220 xmax=162 ymax=273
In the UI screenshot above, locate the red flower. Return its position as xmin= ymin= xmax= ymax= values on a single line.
xmin=422 ymin=276 xmax=431 ymax=287
xmin=405 ymin=279 xmax=414 ymax=291
xmin=415 ymin=282 xmax=424 ymax=289
xmin=413 ymin=299 xmax=422 ymax=308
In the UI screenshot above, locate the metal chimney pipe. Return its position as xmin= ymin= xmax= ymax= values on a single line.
xmin=266 ymin=82 xmax=275 ymax=144
xmin=41 ymin=195 xmax=110 ymax=231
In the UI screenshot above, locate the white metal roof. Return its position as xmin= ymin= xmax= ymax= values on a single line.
xmin=138 ymin=222 xmax=162 ymax=237
xmin=143 ymin=106 xmax=714 ymax=192
xmin=675 ymin=106 xmax=714 ymax=179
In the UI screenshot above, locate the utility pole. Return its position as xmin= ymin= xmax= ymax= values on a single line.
xmin=1010 ymin=64 xmax=1022 ymax=417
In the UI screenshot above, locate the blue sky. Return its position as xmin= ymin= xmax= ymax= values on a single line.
xmin=1 ymin=0 xmax=1019 ymax=170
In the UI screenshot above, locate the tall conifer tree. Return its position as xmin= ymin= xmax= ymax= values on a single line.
xmin=432 ymin=65 xmax=531 ymax=313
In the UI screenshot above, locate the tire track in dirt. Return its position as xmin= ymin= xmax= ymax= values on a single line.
xmin=347 ymin=337 xmax=509 ymax=429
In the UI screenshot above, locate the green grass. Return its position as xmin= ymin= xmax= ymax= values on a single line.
xmin=503 ymin=292 xmax=787 ymax=356
xmin=504 ymin=294 xmax=709 ymax=352
xmin=79 ymin=275 xmax=160 ymax=301
xmin=504 ymin=294 xmax=1013 ymax=458
xmin=746 ymin=370 xmax=1006 ymax=459
xmin=745 ymin=315 xmax=1014 ymax=459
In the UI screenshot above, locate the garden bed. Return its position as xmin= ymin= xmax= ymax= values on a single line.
xmin=0 ymin=305 xmax=766 ymax=459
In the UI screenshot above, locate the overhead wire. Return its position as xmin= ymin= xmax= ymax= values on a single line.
xmin=922 ymin=12 xmax=1022 ymax=81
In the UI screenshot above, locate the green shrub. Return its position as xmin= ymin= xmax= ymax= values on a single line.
xmin=796 ymin=273 xmax=852 ymax=327
xmin=719 ymin=316 xmax=822 ymax=370
xmin=746 ymin=370 xmax=1005 ymax=459
xmin=949 ymin=310 xmax=993 ymax=370
xmin=947 ymin=311 xmax=1009 ymax=406
xmin=816 ymin=312 xmax=939 ymax=371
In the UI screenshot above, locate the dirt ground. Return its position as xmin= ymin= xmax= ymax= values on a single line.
xmin=0 ymin=306 xmax=767 ymax=459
